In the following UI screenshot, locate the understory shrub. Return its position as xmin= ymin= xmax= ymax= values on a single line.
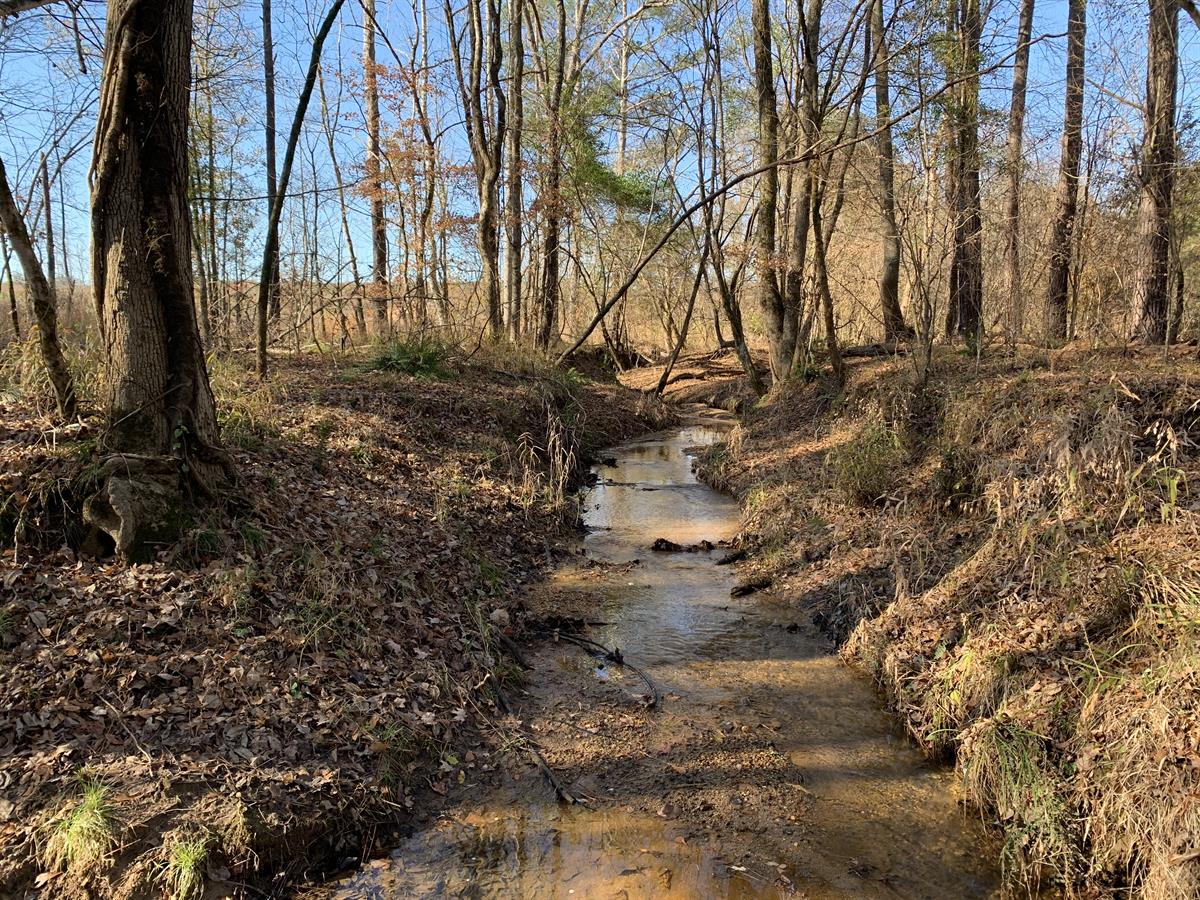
xmin=827 ymin=420 xmax=905 ymax=505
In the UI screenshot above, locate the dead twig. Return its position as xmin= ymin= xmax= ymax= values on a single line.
xmin=552 ymin=631 xmax=661 ymax=709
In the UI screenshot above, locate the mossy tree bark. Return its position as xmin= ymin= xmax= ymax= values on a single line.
xmin=87 ymin=0 xmax=231 ymax=558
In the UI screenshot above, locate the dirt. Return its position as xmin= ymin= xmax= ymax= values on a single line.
xmin=0 ymin=346 xmax=671 ymax=898
xmin=316 ymin=415 xmax=1000 ymax=898
xmin=688 ymin=345 xmax=1200 ymax=898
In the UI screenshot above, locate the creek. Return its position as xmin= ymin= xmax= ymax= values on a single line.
xmin=332 ymin=414 xmax=999 ymax=898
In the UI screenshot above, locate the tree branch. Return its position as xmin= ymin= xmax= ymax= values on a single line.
xmin=0 ymin=0 xmax=59 ymax=17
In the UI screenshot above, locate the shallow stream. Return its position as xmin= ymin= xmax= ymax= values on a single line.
xmin=332 ymin=415 xmax=1000 ymax=898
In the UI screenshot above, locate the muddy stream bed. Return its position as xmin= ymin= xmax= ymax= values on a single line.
xmin=329 ymin=413 xmax=1001 ymax=898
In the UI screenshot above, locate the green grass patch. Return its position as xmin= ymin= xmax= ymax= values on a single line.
xmin=826 ymin=421 xmax=905 ymax=505
xmin=41 ymin=774 xmax=117 ymax=872
xmin=159 ymin=833 xmax=208 ymax=900
xmin=367 ymin=337 xmax=453 ymax=378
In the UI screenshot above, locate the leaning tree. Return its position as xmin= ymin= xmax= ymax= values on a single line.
xmin=84 ymin=0 xmax=231 ymax=557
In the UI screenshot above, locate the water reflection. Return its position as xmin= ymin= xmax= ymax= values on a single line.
xmin=329 ymin=416 xmax=999 ymax=899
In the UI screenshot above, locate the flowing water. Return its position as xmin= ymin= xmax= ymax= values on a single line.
xmin=331 ymin=415 xmax=1000 ymax=898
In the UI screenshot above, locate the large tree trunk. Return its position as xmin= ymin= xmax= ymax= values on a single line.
xmin=1003 ymin=0 xmax=1034 ymax=341
xmin=0 ymin=156 xmax=74 ymax=418
xmin=364 ymin=0 xmax=389 ymax=333
xmin=1044 ymin=0 xmax=1086 ymax=343
xmin=87 ymin=0 xmax=229 ymax=557
xmin=946 ymin=0 xmax=984 ymax=340
xmin=1131 ymin=0 xmax=1178 ymax=342
xmin=870 ymin=0 xmax=910 ymax=341
xmin=751 ymin=0 xmax=786 ymax=382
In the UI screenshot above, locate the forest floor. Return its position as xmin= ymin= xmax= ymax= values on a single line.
xmin=6 ymin=340 xmax=1199 ymax=899
xmin=0 ymin=343 xmax=671 ymax=899
xmin=690 ymin=344 xmax=1200 ymax=898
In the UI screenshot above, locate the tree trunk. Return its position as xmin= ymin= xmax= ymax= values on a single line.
xmin=40 ymin=155 xmax=57 ymax=303
xmin=256 ymin=0 xmax=347 ymax=375
xmin=946 ymin=0 xmax=984 ymax=341
xmin=1044 ymin=0 xmax=1086 ymax=343
xmin=782 ymin=0 xmax=819 ymax=369
xmin=751 ymin=0 xmax=785 ymax=382
xmin=537 ymin=2 xmax=567 ymax=351
xmin=364 ymin=0 xmax=389 ymax=333
xmin=2 ymin=233 xmax=18 ymax=339
xmin=0 ymin=155 xmax=74 ymax=417
xmin=446 ymin=0 xmax=505 ymax=340
xmin=538 ymin=145 xmax=561 ymax=349
xmin=1003 ymin=0 xmax=1034 ymax=341
xmin=1131 ymin=0 xmax=1178 ymax=342
xmin=262 ymin=0 xmax=282 ymax=322
xmin=870 ymin=0 xmax=910 ymax=341
xmin=505 ymin=0 xmax=524 ymax=340
xmin=87 ymin=0 xmax=228 ymax=557
xmin=1168 ymin=252 xmax=1185 ymax=343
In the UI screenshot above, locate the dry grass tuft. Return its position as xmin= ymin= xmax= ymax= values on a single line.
xmin=826 ymin=419 xmax=906 ymax=505
xmin=40 ymin=774 xmax=117 ymax=873
xmin=716 ymin=347 xmax=1200 ymax=897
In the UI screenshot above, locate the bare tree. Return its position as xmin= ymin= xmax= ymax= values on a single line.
xmin=1002 ymin=0 xmax=1034 ymax=341
xmin=1130 ymin=0 xmax=1178 ymax=341
xmin=945 ymin=0 xmax=984 ymax=341
xmin=870 ymin=0 xmax=910 ymax=341
xmin=751 ymin=0 xmax=785 ymax=381
xmin=446 ymin=0 xmax=506 ymax=338
xmin=262 ymin=0 xmax=282 ymax=321
xmin=505 ymin=0 xmax=525 ymax=339
xmin=256 ymin=0 xmax=349 ymax=375
xmin=1045 ymin=0 xmax=1086 ymax=343
xmin=0 ymin=155 xmax=73 ymax=417
xmin=364 ymin=0 xmax=389 ymax=332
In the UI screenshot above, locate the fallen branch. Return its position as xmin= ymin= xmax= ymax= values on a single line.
xmin=526 ymin=746 xmax=580 ymax=804
xmin=553 ymin=631 xmax=661 ymax=709
xmin=494 ymin=686 xmax=581 ymax=805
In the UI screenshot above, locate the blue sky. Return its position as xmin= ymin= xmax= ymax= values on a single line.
xmin=0 ymin=0 xmax=1197 ymax=289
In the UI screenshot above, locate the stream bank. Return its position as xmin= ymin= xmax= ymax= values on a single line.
xmin=693 ymin=346 xmax=1200 ymax=898
xmin=0 ymin=348 xmax=670 ymax=899
xmin=320 ymin=410 xmax=1000 ymax=898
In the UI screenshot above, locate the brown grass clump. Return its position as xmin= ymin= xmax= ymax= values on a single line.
xmin=713 ymin=345 xmax=1200 ymax=898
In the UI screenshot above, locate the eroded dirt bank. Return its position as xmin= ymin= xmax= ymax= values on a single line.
xmin=0 ymin=347 xmax=669 ymax=898
xmin=317 ymin=413 xmax=1000 ymax=898
xmin=693 ymin=346 xmax=1200 ymax=898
